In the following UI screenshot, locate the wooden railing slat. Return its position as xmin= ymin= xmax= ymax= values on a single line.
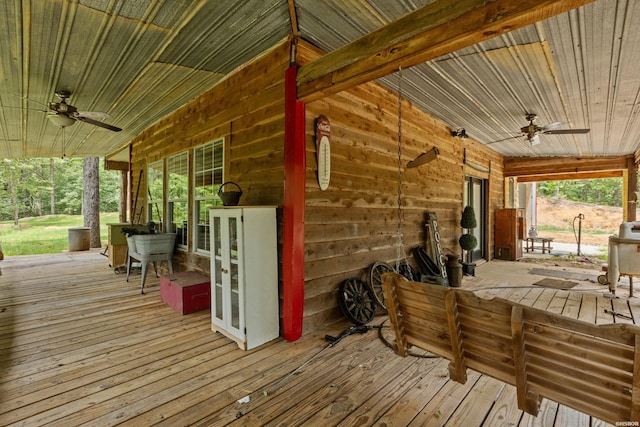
xmin=512 ymin=306 xmax=540 ymax=416
xmin=445 ymin=290 xmax=467 ymax=384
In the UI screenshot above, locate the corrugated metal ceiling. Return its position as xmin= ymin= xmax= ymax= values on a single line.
xmin=0 ymin=0 xmax=638 ymax=160
xmin=299 ymin=0 xmax=640 ymax=158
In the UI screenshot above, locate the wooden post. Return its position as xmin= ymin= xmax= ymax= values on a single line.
xmin=625 ymin=157 xmax=638 ymax=222
xmin=445 ymin=290 xmax=467 ymax=383
xmin=282 ymin=65 xmax=306 ymax=341
xmin=120 ymin=170 xmax=128 ymax=223
xmin=511 ymin=306 xmax=540 ymax=416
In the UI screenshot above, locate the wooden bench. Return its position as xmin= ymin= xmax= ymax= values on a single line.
xmin=382 ymin=272 xmax=640 ymax=424
xmin=525 ymin=237 xmax=553 ymax=254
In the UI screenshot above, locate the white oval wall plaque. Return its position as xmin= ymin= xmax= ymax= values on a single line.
xmin=316 ymin=115 xmax=331 ymax=191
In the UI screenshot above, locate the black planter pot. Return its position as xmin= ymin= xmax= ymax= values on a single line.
xmin=462 ymin=262 xmax=476 ymax=277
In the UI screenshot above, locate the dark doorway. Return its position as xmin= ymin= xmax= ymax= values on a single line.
xmin=464 ymin=176 xmax=486 ymax=262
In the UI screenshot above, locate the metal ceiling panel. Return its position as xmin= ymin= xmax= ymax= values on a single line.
xmin=297 ymin=0 xmax=640 ymax=159
xmin=296 ymin=0 xmax=433 ymax=51
xmin=1 ymin=0 xmax=639 ymax=162
xmin=0 ymin=0 xmax=289 ymax=159
xmin=158 ymin=0 xmax=289 ymax=74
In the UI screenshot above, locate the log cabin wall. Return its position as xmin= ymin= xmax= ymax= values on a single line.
xmin=128 ymin=40 xmax=291 ymax=273
xmin=126 ymin=37 xmax=506 ymax=336
xmin=297 ymin=41 xmax=505 ymax=333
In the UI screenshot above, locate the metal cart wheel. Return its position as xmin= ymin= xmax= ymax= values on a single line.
xmin=338 ymin=278 xmax=376 ymax=325
xmin=369 ymin=261 xmax=395 ymax=309
xmin=597 ymin=274 xmax=608 ymax=285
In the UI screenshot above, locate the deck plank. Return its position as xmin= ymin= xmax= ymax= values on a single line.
xmin=336 ymin=357 xmax=449 ymax=426
xmin=445 ymin=375 xmax=506 ymax=427
xmin=224 ymin=331 xmax=406 ymax=426
xmin=131 ymin=333 xmax=335 ymax=426
xmin=0 ymin=251 xmax=633 ymax=426
xmin=407 ymin=370 xmax=483 ymax=426
xmin=482 ymin=383 xmax=524 ymax=427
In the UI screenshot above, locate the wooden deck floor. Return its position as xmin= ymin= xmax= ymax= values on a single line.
xmin=0 ymin=251 xmax=632 ymax=426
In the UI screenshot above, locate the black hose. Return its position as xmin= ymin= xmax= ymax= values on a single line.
xmin=376 ymin=319 xmax=440 ymax=359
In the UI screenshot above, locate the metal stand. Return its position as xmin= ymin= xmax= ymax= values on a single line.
xmin=574 ymin=213 xmax=584 ymax=256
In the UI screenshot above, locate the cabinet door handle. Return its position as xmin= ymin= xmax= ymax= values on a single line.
xmin=221 ymin=268 xmax=228 ymax=274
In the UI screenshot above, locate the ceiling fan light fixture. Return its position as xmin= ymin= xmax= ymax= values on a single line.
xmin=528 ymin=135 xmax=540 ymax=146
xmin=48 ymin=113 xmax=76 ymax=128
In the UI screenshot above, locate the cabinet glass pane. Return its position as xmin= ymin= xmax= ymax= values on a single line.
xmin=229 ymin=217 xmax=237 ymax=260
xmin=231 ymin=262 xmax=239 ymax=328
xmin=214 ymin=259 xmax=223 ymax=321
xmin=213 ymin=217 xmax=221 ymax=256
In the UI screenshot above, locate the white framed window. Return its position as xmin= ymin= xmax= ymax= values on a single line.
xmin=193 ymin=138 xmax=224 ymax=253
xmin=147 ymin=160 xmax=164 ymax=231
xmin=167 ymin=151 xmax=189 ymax=248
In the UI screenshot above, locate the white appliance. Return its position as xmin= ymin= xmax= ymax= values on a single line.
xmin=605 ymin=221 xmax=640 ymax=297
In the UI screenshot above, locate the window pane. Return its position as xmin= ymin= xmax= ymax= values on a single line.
xmin=196 ymin=201 xmax=211 ymax=251
xmin=169 ymin=201 xmax=188 ymax=246
xmin=194 ymin=138 xmax=224 ymax=253
xmin=167 ymin=152 xmax=189 ymax=247
xmin=168 ymin=152 xmax=188 ymax=200
xmin=147 ymin=160 xmax=164 ymax=229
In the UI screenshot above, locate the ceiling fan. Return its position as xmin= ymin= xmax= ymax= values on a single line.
xmin=488 ymin=113 xmax=589 ymax=146
xmin=47 ymin=91 xmax=122 ymax=132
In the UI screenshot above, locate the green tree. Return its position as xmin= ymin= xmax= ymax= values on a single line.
xmin=0 ymin=158 xmax=121 ymax=222
xmin=83 ymin=157 xmax=101 ymax=248
xmin=538 ymin=178 xmax=623 ymax=207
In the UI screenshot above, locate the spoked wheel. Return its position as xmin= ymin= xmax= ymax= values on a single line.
xmin=397 ymin=262 xmax=418 ymax=282
xmin=338 ymin=278 xmax=376 ymax=325
xmin=369 ymin=261 xmax=395 ymax=309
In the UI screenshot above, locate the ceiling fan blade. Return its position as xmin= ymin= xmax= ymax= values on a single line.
xmin=75 ymin=115 xmax=122 ymax=132
xmin=4 ymin=106 xmax=48 ymax=112
xmin=78 ymin=111 xmax=112 ymax=120
xmin=543 ymin=128 xmax=590 ymax=135
xmin=541 ymin=121 xmax=566 ymax=131
xmin=485 ymin=134 xmax=522 ymax=145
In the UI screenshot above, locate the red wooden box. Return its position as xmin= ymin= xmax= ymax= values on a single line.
xmin=160 ymin=271 xmax=211 ymax=315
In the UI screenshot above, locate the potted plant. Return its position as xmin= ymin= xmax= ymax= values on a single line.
xmin=459 ymin=205 xmax=478 ymax=276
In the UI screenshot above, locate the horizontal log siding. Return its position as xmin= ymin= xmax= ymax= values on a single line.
xmin=125 ymin=38 xmax=504 ymax=336
xmin=298 ymin=41 xmax=505 ymax=333
xmin=129 ymin=40 xmax=290 ymax=274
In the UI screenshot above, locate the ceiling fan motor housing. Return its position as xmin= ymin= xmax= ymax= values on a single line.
xmin=50 ymin=101 xmax=76 ymax=115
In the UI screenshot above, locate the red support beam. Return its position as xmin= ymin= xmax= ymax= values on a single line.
xmin=283 ymin=65 xmax=306 ymax=341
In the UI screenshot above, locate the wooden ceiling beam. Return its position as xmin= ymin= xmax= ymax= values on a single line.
xmin=297 ymin=0 xmax=597 ymax=102
xmin=504 ymin=155 xmax=632 ymax=177
xmin=104 ymin=160 xmax=129 ymax=171
xmin=287 ymin=0 xmax=298 ymax=37
xmin=516 ymin=170 xmax=623 ymax=183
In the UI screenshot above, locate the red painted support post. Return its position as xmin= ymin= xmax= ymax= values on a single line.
xmin=283 ymin=65 xmax=306 ymax=341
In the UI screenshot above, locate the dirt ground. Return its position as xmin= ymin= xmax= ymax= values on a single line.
xmin=534 ymin=197 xmax=623 ymax=247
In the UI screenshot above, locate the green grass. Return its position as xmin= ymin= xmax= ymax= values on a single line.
xmin=0 ymin=212 xmax=120 ymax=256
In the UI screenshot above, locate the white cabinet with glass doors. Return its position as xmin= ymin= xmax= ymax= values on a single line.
xmin=210 ymin=206 xmax=278 ymax=350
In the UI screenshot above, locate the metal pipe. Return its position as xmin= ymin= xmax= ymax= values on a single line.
xmin=575 ymin=213 xmax=584 ymax=256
